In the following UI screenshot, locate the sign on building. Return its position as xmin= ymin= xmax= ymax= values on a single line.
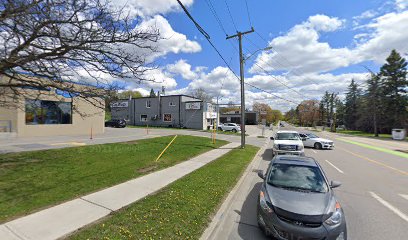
xmin=186 ymin=102 xmax=201 ymax=110
xmin=111 ymin=101 xmax=129 ymax=108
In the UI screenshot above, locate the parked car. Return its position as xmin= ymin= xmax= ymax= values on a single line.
xmin=270 ymin=130 xmax=304 ymax=156
xmin=105 ymin=119 xmax=126 ymax=128
xmin=218 ymin=123 xmax=241 ymax=133
xmin=299 ymin=133 xmax=334 ymax=149
xmin=257 ymin=155 xmax=347 ymax=240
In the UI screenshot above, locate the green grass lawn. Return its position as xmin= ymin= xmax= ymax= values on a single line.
xmin=0 ymin=135 xmax=227 ymax=223
xmin=336 ymin=130 xmax=408 ymax=141
xmin=69 ymin=145 xmax=259 ymax=240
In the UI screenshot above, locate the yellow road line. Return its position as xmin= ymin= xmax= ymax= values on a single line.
xmin=337 ymin=146 xmax=408 ymax=176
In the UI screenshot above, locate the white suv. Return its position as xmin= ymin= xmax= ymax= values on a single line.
xmin=218 ymin=123 xmax=241 ymax=133
xmin=271 ymin=130 xmax=305 ymax=156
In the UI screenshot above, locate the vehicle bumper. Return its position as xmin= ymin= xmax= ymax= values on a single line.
xmin=273 ymin=149 xmax=305 ymax=156
xmin=258 ymin=206 xmax=346 ymax=240
xmin=322 ymin=143 xmax=334 ymax=149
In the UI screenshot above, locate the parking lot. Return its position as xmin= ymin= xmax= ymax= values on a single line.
xmin=203 ymin=125 xmax=408 ymax=240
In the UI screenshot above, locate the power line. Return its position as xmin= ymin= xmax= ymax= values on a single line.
xmin=224 ymin=0 xmax=238 ymax=31
xmin=244 ymin=0 xmax=253 ymax=27
xmin=176 ymin=0 xmax=299 ymax=106
xmin=204 ymin=0 xmax=228 ymax=36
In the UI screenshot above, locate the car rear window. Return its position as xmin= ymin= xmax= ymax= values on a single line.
xmin=267 ymin=163 xmax=328 ymax=193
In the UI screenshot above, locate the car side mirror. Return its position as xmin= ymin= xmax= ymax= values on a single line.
xmin=330 ymin=180 xmax=342 ymax=189
xmin=257 ymin=170 xmax=265 ymax=180
xmin=301 ymin=137 xmax=307 ymax=141
xmin=270 ymin=137 xmax=274 ymax=140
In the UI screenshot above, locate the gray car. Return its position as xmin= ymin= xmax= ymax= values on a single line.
xmin=257 ymin=155 xmax=347 ymax=240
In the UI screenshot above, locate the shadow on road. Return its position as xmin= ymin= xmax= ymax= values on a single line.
xmin=261 ymin=148 xmax=273 ymax=161
xmin=237 ymin=182 xmax=269 ymax=240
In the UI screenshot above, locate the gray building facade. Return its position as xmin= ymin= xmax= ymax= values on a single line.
xmin=110 ymin=95 xmax=216 ymax=130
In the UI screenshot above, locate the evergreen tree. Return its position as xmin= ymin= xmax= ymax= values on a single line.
xmin=365 ymin=73 xmax=383 ymax=136
xmin=379 ymin=49 xmax=408 ymax=129
xmin=149 ymin=88 xmax=156 ymax=97
xmin=344 ymin=79 xmax=361 ymax=130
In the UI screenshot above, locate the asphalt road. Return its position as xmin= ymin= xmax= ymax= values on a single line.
xmin=203 ymin=125 xmax=408 ymax=240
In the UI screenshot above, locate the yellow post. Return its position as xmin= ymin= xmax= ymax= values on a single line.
xmin=155 ymin=135 xmax=178 ymax=162
xmin=213 ymin=121 xmax=217 ymax=144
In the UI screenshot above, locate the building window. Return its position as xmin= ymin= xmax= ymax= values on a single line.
xmin=140 ymin=114 xmax=148 ymax=122
xmin=163 ymin=114 xmax=172 ymax=122
xmin=169 ymin=102 xmax=176 ymax=107
xmin=146 ymin=100 xmax=151 ymax=108
xmin=25 ymin=99 xmax=72 ymax=125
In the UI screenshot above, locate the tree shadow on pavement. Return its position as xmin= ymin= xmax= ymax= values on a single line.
xmin=237 ymin=182 xmax=270 ymax=240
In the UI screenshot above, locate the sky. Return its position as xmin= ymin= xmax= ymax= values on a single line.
xmin=110 ymin=0 xmax=408 ymax=112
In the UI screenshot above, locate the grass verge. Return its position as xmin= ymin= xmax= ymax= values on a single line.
xmin=69 ymin=145 xmax=259 ymax=240
xmin=337 ymin=138 xmax=408 ymax=159
xmin=336 ymin=130 xmax=407 ymax=141
xmin=0 ymin=135 xmax=227 ymax=223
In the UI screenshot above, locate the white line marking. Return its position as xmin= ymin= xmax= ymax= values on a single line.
xmin=399 ymin=194 xmax=408 ymax=201
xmin=325 ymin=160 xmax=344 ymax=174
xmin=312 ymin=149 xmax=317 ymax=154
xmin=370 ymin=191 xmax=408 ymax=222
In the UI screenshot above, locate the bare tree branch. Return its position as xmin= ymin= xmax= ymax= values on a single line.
xmin=0 ymin=0 xmax=161 ymax=110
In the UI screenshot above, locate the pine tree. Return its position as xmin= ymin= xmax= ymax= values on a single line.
xmin=149 ymin=88 xmax=156 ymax=97
xmin=379 ymin=49 xmax=408 ymax=129
xmin=365 ymin=73 xmax=383 ymax=136
xmin=344 ymin=79 xmax=361 ymax=130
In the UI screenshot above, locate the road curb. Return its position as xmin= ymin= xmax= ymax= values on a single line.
xmin=200 ymin=134 xmax=271 ymax=240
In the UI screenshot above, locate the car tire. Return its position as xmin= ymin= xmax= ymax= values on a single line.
xmin=314 ymin=142 xmax=322 ymax=150
xmin=232 ymin=129 xmax=237 ymax=133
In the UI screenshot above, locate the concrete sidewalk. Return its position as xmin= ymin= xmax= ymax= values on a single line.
xmin=0 ymin=142 xmax=239 ymax=240
xmin=201 ymin=133 xmax=272 ymax=240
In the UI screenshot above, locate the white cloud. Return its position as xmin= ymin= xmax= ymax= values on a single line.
xmin=356 ymin=10 xmax=408 ymax=62
xmin=307 ymin=14 xmax=345 ymax=32
xmin=166 ymin=59 xmax=198 ymax=80
xmin=353 ymin=10 xmax=378 ymax=20
xmin=395 ymin=0 xmax=408 ymax=10
xmin=107 ymin=0 xmax=194 ymax=19
xmin=136 ymin=15 xmax=201 ymax=62
xmin=250 ymin=14 xmax=354 ymax=74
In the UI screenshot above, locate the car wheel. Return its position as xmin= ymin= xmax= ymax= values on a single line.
xmin=232 ymin=129 xmax=237 ymax=133
xmin=314 ymin=142 xmax=322 ymax=150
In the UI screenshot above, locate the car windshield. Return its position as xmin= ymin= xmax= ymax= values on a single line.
xmin=267 ymin=163 xmax=328 ymax=193
xmin=306 ymin=133 xmax=318 ymax=138
xmin=276 ymin=133 xmax=300 ymax=140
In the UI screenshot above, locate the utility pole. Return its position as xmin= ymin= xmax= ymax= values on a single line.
xmin=227 ymin=27 xmax=254 ymax=149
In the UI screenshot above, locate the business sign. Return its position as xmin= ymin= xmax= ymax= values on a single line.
xmin=186 ymin=102 xmax=201 ymax=110
xmin=206 ymin=112 xmax=217 ymax=119
xmin=110 ymin=101 xmax=129 ymax=108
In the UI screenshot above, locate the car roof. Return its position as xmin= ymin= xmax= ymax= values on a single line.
xmin=272 ymin=155 xmax=318 ymax=167
xmin=276 ymin=130 xmax=298 ymax=134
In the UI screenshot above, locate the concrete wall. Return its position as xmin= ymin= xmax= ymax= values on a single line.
xmin=0 ymin=75 xmax=105 ymax=137
xmin=180 ymin=101 xmax=204 ymax=129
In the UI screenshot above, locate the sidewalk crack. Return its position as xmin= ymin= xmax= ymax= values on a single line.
xmin=80 ymin=197 xmax=114 ymax=212
xmin=4 ymin=224 xmax=25 ymax=240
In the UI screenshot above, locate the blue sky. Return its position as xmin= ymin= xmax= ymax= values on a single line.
xmin=111 ymin=0 xmax=408 ymax=111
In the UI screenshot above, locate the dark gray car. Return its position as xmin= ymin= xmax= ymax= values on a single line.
xmin=257 ymin=155 xmax=347 ymax=240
